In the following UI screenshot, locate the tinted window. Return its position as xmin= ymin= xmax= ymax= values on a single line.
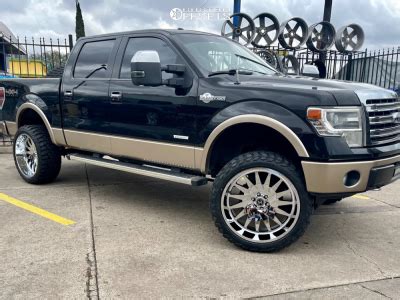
xmin=120 ymin=37 xmax=182 ymax=79
xmin=74 ymin=39 xmax=115 ymax=78
xmin=174 ymin=34 xmax=277 ymax=76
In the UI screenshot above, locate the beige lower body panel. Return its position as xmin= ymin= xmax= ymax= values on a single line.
xmin=302 ymin=154 xmax=400 ymax=194
xmin=52 ymin=128 xmax=67 ymax=146
xmin=63 ymin=130 xmax=202 ymax=170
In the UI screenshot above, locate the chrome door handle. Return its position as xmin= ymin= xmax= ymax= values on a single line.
xmin=64 ymin=90 xmax=73 ymax=97
xmin=110 ymin=91 xmax=122 ymax=103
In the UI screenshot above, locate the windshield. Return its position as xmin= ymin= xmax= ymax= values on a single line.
xmin=174 ymin=33 xmax=278 ymax=76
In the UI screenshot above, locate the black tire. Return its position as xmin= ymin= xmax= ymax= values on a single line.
xmin=323 ymin=198 xmax=343 ymax=205
xmin=210 ymin=151 xmax=313 ymax=252
xmin=13 ymin=125 xmax=61 ymax=184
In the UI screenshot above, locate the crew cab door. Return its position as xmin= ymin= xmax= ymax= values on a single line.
xmin=61 ymin=37 xmax=120 ymax=153
xmin=107 ymin=35 xmax=198 ymax=169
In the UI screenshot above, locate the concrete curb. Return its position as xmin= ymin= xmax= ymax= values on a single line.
xmin=0 ymin=146 xmax=12 ymax=154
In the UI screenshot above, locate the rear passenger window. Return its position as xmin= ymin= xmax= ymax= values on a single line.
xmin=120 ymin=37 xmax=182 ymax=79
xmin=74 ymin=39 xmax=115 ymax=78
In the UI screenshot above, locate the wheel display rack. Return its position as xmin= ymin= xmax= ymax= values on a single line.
xmin=221 ymin=12 xmax=365 ymax=75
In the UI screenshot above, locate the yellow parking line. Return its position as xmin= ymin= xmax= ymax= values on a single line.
xmin=0 ymin=193 xmax=75 ymax=226
xmin=352 ymin=194 xmax=370 ymax=200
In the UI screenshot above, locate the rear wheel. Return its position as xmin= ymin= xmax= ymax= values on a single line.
xmin=210 ymin=151 xmax=312 ymax=252
xmin=13 ymin=125 xmax=61 ymax=184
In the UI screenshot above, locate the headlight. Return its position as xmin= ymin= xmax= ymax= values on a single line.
xmin=307 ymin=107 xmax=364 ymax=147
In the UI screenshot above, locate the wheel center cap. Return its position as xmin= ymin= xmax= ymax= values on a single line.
xmin=256 ymin=197 xmax=265 ymax=206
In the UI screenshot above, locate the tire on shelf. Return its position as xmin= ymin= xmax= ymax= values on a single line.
xmin=257 ymin=49 xmax=279 ymax=68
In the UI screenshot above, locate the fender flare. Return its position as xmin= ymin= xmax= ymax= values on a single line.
xmin=16 ymin=102 xmax=58 ymax=145
xmin=200 ymin=114 xmax=310 ymax=173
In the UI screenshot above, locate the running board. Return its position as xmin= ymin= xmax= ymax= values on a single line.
xmin=66 ymin=153 xmax=208 ymax=186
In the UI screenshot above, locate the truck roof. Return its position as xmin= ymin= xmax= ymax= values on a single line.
xmin=78 ymin=29 xmax=218 ymax=41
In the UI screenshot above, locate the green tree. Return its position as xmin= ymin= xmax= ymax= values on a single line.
xmin=75 ymin=0 xmax=85 ymax=40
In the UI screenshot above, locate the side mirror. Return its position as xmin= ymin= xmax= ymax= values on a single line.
xmin=301 ymin=64 xmax=320 ymax=78
xmin=131 ymin=50 xmax=162 ymax=86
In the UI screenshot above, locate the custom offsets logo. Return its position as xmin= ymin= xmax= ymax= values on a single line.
xmin=170 ymin=7 xmax=231 ymax=21
xmin=199 ymin=93 xmax=226 ymax=104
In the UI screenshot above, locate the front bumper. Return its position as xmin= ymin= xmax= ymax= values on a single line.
xmin=302 ymin=154 xmax=400 ymax=194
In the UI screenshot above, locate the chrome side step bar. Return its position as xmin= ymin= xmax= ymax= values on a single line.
xmin=66 ymin=153 xmax=208 ymax=186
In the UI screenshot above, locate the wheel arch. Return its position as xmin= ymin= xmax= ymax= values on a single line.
xmin=16 ymin=103 xmax=58 ymax=145
xmin=200 ymin=114 xmax=310 ymax=174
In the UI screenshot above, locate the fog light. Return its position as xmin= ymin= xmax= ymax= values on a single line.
xmin=343 ymin=170 xmax=361 ymax=187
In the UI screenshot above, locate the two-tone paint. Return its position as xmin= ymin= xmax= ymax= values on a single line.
xmin=1 ymin=29 xmax=400 ymax=195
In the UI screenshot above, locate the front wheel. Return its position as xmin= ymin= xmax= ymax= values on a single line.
xmin=210 ymin=151 xmax=312 ymax=252
xmin=13 ymin=125 xmax=61 ymax=184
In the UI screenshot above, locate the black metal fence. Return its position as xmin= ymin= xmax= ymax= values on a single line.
xmin=0 ymin=35 xmax=73 ymax=147
xmin=0 ymin=34 xmax=73 ymax=78
xmin=296 ymin=48 xmax=400 ymax=90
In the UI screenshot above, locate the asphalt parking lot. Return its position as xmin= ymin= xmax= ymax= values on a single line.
xmin=0 ymin=153 xmax=399 ymax=299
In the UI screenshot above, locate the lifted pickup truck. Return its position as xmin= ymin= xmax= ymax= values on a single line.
xmin=1 ymin=30 xmax=400 ymax=252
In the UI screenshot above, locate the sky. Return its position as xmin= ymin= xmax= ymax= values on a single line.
xmin=1 ymin=0 xmax=399 ymax=51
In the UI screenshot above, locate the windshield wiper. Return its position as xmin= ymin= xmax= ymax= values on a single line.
xmin=208 ymin=69 xmax=253 ymax=77
xmin=234 ymin=54 xmax=269 ymax=75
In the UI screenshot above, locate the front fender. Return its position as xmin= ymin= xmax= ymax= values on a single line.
xmin=198 ymin=100 xmax=342 ymax=172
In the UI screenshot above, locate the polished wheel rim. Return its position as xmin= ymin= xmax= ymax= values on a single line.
xmin=221 ymin=168 xmax=300 ymax=243
xmin=15 ymin=133 xmax=38 ymax=178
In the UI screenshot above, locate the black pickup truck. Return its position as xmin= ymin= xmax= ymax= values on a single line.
xmin=1 ymin=29 xmax=400 ymax=252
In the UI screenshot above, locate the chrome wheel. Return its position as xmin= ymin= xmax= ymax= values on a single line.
xmin=221 ymin=168 xmax=301 ymax=243
xmin=15 ymin=133 xmax=38 ymax=178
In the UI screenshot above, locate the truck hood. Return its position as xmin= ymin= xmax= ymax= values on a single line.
xmin=223 ymin=74 xmax=398 ymax=106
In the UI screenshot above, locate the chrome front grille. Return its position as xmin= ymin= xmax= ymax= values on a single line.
xmin=365 ymin=97 xmax=400 ymax=145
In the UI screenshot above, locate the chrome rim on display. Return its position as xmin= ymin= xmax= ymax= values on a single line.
xmin=221 ymin=13 xmax=256 ymax=46
xmin=335 ymin=24 xmax=365 ymax=52
xmin=282 ymin=55 xmax=300 ymax=75
xmin=251 ymin=13 xmax=280 ymax=47
xmin=278 ymin=17 xmax=309 ymax=49
xmin=257 ymin=50 xmax=278 ymax=68
xmin=306 ymin=21 xmax=336 ymax=52
xmin=221 ymin=168 xmax=301 ymax=243
xmin=15 ymin=133 xmax=38 ymax=178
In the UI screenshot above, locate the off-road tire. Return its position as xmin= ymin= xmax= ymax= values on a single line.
xmin=210 ymin=151 xmax=313 ymax=252
xmin=13 ymin=125 xmax=61 ymax=184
